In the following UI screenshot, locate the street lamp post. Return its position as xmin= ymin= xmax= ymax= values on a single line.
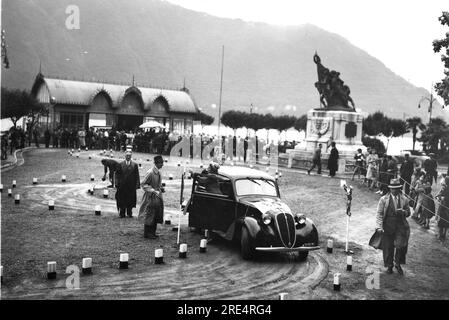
xmin=418 ymin=83 xmax=438 ymax=125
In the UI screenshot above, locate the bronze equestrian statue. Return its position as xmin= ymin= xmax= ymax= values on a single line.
xmin=313 ymin=52 xmax=355 ymax=111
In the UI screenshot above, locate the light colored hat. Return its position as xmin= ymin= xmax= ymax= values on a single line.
xmin=388 ymin=178 xmax=402 ymax=189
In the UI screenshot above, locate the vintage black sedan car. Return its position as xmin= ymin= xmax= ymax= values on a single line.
xmin=184 ymin=166 xmax=320 ymax=260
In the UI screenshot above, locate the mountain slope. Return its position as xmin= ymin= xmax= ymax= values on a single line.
xmin=1 ymin=0 xmax=447 ymax=121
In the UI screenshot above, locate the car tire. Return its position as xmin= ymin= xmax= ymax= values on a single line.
xmin=297 ymin=251 xmax=309 ymax=261
xmin=241 ymin=227 xmax=255 ymax=260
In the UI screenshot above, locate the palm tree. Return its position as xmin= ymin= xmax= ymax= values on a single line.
xmin=406 ymin=117 xmax=426 ymax=151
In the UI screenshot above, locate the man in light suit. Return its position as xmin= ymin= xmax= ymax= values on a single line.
xmin=115 ymin=150 xmax=140 ymax=218
xmin=375 ymin=178 xmax=411 ymax=275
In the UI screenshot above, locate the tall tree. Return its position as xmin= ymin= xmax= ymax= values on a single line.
xmin=221 ymin=110 xmax=246 ymax=135
xmin=418 ymin=117 xmax=449 ymax=154
xmin=294 ymin=115 xmax=308 ymax=132
xmin=433 ymin=11 xmax=449 ymax=107
xmin=195 ymin=110 xmax=215 ymax=127
xmin=1 ymin=87 xmax=46 ymax=128
xmin=406 ymin=117 xmax=426 ymax=151
xmin=273 ymin=115 xmax=296 ymax=140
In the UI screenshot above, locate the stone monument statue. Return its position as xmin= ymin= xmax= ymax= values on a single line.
xmin=284 ymin=52 xmax=365 ymax=173
xmin=313 ymin=52 xmax=355 ymax=111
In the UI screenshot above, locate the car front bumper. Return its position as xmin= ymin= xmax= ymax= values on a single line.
xmin=255 ymin=245 xmax=321 ymax=252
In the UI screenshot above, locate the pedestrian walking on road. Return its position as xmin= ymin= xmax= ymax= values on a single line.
xmin=352 ymin=148 xmax=365 ymax=181
xmin=399 ymin=154 xmax=414 ymax=196
xmin=366 ymin=149 xmax=379 ymax=190
xmin=419 ymin=185 xmax=435 ymax=229
xmin=436 ymin=177 xmax=449 ymax=241
xmin=327 ymin=142 xmax=339 ymax=177
xmin=115 ymin=150 xmax=140 ymax=218
xmin=375 ymin=178 xmax=411 ymax=275
xmin=423 ymin=153 xmax=438 ymax=186
xmin=308 ymin=143 xmax=322 ymax=175
xmin=138 ymin=155 xmax=165 ymax=239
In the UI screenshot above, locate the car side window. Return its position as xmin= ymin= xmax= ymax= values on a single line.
xmin=195 ymin=174 xmax=232 ymax=196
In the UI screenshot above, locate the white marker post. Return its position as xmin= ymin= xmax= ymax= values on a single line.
xmin=279 ymin=292 xmax=288 ymax=300
xmin=61 ymin=175 xmax=67 ymax=182
xmin=32 ymin=177 xmax=38 ymax=185
xmin=12 ymin=180 xmax=16 ymax=188
xmin=333 ymin=273 xmax=341 ymax=291
xmin=47 ymin=262 xmax=57 ymax=279
xmin=177 ymin=162 xmax=186 ymax=245
xmin=164 ymin=214 xmax=171 ymax=225
xmin=90 ymin=174 xmax=95 ymax=181
xmin=82 ymin=258 xmax=92 ymax=275
xmin=327 ymin=239 xmax=333 ymax=253
xmin=179 ymin=244 xmax=187 ymax=258
xmin=169 ymin=174 xmax=173 ymax=180
xmin=103 ymin=189 xmax=109 ymax=198
xmin=200 ymin=239 xmax=207 ymax=253
xmin=14 ymin=194 xmax=20 ymax=204
xmin=0 ymin=265 xmax=3 ymax=283
xmin=346 ymin=255 xmax=353 ymax=271
xmin=95 ymin=205 xmax=101 ymax=216
xmin=119 ymin=253 xmax=129 ymax=269
xmin=0 ymin=184 xmax=3 ymax=193
xmin=155 ymin=249 xmax=164 ymax=264
xmin=7 ymin=189 xmax=12 ymax=197
xmin=48 ymin=200 xmax=55 ymax=211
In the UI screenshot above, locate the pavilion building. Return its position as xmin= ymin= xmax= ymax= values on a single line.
xmin=31 ymin=73 xmax=199 ymax=133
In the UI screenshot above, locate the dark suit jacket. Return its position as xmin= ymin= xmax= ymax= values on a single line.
xmin=115 ymin=161 xmax=140 ymax=208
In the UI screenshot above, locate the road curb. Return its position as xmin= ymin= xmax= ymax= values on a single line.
xmin=1 ymin=147 xmax=35 ymax=172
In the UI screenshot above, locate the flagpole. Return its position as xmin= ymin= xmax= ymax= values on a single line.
xmin=217 ymin=45 xmax=224 ymax=156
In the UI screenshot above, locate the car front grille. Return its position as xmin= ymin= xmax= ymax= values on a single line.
xmin=275 ymin=213 xmax=296 ymax=248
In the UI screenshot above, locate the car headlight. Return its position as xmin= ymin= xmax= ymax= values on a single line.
xmin=262 ymin=213 xmax=272 ymax=225
xmin=295 ymin=213 xmax=306 ymax=225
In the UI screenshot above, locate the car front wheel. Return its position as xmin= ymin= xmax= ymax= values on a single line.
xmin=241 ymin=227 xmax=255 ymax=260
xmin=296 ymin=251 xmax=309 ymax=261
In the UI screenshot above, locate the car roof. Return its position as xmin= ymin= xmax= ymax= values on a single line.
xmin=217 ymin=166 xmax=275 ymax=180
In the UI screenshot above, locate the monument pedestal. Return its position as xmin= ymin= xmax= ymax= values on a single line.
xmin=287 ymin=108 xmax=366 ymax=173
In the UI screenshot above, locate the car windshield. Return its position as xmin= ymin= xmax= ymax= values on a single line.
xmin=235 ymin=178 xmax=277 ymax=197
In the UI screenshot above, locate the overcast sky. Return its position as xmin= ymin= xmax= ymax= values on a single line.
xmin=166 ymin=0 xmax=447 ymax=94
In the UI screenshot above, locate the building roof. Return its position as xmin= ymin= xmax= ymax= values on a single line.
xmin=31 ymin=74 xmax=198 ymax=114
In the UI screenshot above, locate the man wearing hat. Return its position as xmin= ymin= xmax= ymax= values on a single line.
xmin=375 ymin=178 xmax=411 ymax=275
xmin=139 ymin=155 xmax=165 ymax=239
xmin=423 ymin=153 xmax=438 ymax=185
xmin=115 ymin=150 xmax=140 ymax=218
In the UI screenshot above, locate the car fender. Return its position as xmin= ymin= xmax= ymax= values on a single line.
xmin=295 ymin=219 xmax=319 ymax=244
xmin=241 ymin=216 xmax=261 ymax=239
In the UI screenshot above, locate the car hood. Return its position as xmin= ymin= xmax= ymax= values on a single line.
xmin=240 ymin=196 xmax=292 ymax=215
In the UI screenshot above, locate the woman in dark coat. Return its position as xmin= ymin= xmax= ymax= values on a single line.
xmin=436 ymin=177 xmax=449 ymax=241
xmin=327 ymin=142 xmax=339 ymax=177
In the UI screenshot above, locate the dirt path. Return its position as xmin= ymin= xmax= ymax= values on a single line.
xmin=1 ymin=148 xmax=448 ymax=300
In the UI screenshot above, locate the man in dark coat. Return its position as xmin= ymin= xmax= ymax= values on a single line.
xmin=375 ymin=178 xmax=411 ymax=275
xmin=399 ymin=153 xmax=414 ymax=196
xmin=423 ymin=153 xmax=438 ymax=185
xmin=327 ymin=142 xmax=339 ymax=177
xmin=115 ymin=150 xmax=140 ymax=218
xmin=101 ymin=158 xmax=120 ymax=188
